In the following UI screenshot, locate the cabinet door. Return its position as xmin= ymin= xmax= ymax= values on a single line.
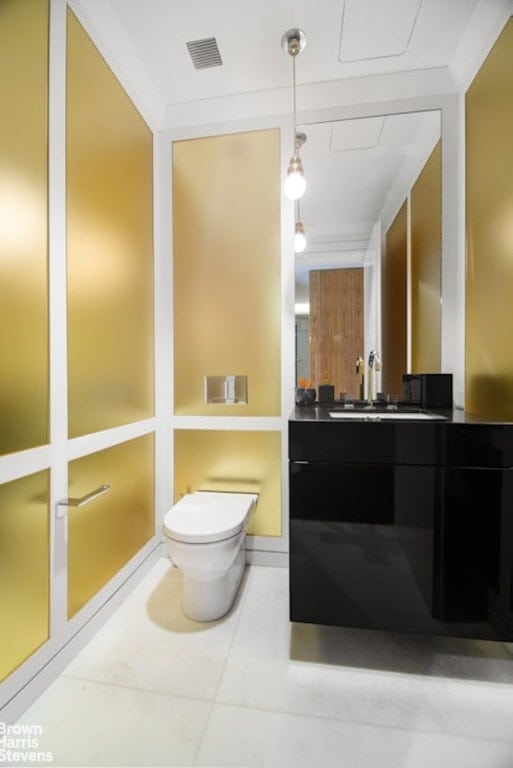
xmin=289 ymin=460 xmax=444 ymax=634
xmin=442 ymin=466 xmax=513 ymax=638
xmin=68 ymin=435 xmax=154 ymax=619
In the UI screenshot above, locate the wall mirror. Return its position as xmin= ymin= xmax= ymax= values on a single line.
xmin=294 ymin=109 xmax=442 ymax=400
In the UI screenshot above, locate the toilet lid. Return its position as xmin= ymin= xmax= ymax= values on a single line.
xmin=163 ymin=491 xmax=257 ymax=544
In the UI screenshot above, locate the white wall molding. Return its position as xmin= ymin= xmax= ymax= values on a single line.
xmin=449 ymin=0 xmax=513 ymax=92
xmin=162 ymin=66 xmax=457 ymax=131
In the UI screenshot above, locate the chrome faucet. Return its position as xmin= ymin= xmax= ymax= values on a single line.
xmin=355 ymin=356 xmax=365 ymax=401
xmin=367 ymin=350 xmax=382 ymax=404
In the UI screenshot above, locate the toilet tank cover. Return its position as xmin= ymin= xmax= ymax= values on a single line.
xmin=163 ymin=491 xmax=258 ymax=544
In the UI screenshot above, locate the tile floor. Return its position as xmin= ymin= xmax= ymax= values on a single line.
xmin=15 ymin=558 xmax=513 ymax=767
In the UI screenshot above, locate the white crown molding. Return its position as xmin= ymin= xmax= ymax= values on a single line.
xmin=161 ymin=66 xmax=457 ymax=131
xmin=448 ymin=0 xmax=513 ymax=91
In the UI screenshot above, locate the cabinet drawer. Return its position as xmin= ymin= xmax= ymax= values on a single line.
xmin=444 ymin=424 xmax=513 ymax=468
xmin=289 ymin=420 xmax=443 ymax=465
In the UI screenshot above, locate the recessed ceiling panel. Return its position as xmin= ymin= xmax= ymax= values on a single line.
xmin=330 ymin=116 xmax=385 ymax=151
xmin=338 ymin=0 xmax=423 ymax=62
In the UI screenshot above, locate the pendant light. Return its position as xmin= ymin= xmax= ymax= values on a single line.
xmin=281 ymin=28 xmax=307 ymax=200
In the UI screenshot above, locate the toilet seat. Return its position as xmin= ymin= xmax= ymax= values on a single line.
xmin=163 ymin=491 xmax=257 ymax=544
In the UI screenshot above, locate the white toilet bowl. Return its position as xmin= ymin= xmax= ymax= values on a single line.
xmin=163 ymin=491 xmax=258 ymax=621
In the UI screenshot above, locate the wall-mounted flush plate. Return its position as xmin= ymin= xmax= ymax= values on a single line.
xmin=205 ymin=375 xmax=248 ymax=404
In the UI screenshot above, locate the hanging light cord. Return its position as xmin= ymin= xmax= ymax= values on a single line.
xmin=292 ymin=50 xmax=297 ymax=152
xmin=281 ymin=29 xmax=307 ymax=201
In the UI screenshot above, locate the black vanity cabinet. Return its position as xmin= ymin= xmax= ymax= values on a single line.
xmin=289 ymin=412 xmax=513 ymax=641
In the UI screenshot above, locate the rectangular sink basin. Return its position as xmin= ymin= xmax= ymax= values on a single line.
xmin=329 ymin=411 xmax=446 ymax=421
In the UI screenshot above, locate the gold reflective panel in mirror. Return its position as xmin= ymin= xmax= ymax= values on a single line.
xmin=383 ymin=201 xmax=407 ymax=395
xmin=66 ymin=9 xmax=154 ymax=438
xmin=411 ymin=140 xmax=442 ymax=373
xmin=68 ymin=434 xmax=154 ymax=619
xmin=295 ymin=111 xmax=441 ymax=393
xmin=0 ymin=0 xmax=49 ymax=455
xmin=0 ymin=471 xmax=49 ymax=682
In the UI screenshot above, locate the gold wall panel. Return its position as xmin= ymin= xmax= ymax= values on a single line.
xmin=466 ymin=17 xmax=513 ymax=418
xmin=0 ymin=471 xmax=49 ymax=682
xmin=309 ymin=268 xmax=364 ymax=398
xmin=68 ymin=434 xmax=154 ymax=618
xmin=174 ymin=430 xmax=282 ymax=537
xmin=173 ymin=129 xmax=281 ymax=416
xmin=410 ymin=141 xmax=442 ymax=373
xmin=66 ymin=9 xmax=154 ymax=438
xmin=0 ymin=0 xmax=48 ymax=455
xmin=382 ymin=201 xmax=407 ymax=396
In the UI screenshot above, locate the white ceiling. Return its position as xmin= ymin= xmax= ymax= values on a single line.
xmin=299 ymin=110 xmax=441 ymax=242
xmin=77 ymin=0 xmax=489 ymax=109
xmin=72 ymin=0 xmax=511 ymax=290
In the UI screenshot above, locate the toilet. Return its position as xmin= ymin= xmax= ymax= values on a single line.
xmin=163 ymin=491 xmax=258 ymax=621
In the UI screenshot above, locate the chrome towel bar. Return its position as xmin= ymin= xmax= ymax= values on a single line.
xmin=56 ymin=484 xmax=110 ymax=517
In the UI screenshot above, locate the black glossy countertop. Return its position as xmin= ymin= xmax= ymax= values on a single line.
xmin=290 ymin=403 xmax=513 ymax=426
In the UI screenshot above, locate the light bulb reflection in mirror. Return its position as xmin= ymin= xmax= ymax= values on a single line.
xmin=294 ymin=221 xmax=307 ymax=253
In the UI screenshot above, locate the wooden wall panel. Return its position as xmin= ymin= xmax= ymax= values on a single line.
xmin=309 ymin=268 xmax=363 ymax=399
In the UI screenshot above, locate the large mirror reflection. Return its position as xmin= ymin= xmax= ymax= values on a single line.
xmin=295 ymin=109 xmax=441 ymax=401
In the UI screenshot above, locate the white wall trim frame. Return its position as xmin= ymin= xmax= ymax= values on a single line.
xmin=48 ymin=0 xmax=70 ymax=678
xmin=153 ymin=130 xmax=174 ymax=538
xmin=165 ymin=112 xmax=296 ymax=559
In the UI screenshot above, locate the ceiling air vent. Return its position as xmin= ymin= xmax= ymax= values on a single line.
xmin=186 ymin=37 xmax=223 ymax=69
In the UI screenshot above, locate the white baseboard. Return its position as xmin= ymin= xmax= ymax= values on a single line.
xmin=246 ymin=549 xmax=288 ymax=567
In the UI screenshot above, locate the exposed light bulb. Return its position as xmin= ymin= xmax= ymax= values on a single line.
xmin=284 ymin=156 xmax=306 ymax=200
xmin=294 ymin=221 xmax=307 ymax=253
